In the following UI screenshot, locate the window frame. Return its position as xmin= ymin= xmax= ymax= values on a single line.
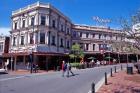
xmin=20 ymin=35 xmax=24 ymax=45
xmin=41 ymin=16 xmax=46 ymax=26
xmin=40 ymin=33 xmax=45 ymax=44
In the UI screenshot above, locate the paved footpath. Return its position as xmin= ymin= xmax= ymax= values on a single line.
xmin=97 ymin=69 xmax=140 ymax=93
xmin=0 ymin=64 xmax=128 ymax=93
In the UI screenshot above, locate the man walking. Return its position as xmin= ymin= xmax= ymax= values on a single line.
xmin=67 ymin=62 xmax=75 ymax=77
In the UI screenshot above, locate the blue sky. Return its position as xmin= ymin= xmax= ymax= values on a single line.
xmin=1 ymin=0 xmax=140 ymax=35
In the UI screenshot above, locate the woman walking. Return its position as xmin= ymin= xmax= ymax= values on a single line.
xmin=62 ymin=61 xmax=67 ymax=77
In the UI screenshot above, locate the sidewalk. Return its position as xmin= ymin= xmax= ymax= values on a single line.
xmin=97 ymin=70 xmax=140 ymax=93
xmin=8 ymin=69 xmax=48 ymax=75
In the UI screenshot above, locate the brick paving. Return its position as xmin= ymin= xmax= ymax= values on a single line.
xmin=97 ymin=70 xmax=140 ymax=93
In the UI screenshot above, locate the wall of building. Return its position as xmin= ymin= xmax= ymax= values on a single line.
xmin=10 ymin=3 xmax=72 ymax=54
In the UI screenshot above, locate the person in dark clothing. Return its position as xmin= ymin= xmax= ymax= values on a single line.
xmin=67 ymin=62 xmax=74 ymax=77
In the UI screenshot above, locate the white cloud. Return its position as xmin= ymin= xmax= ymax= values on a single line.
xmin=0 ymin=27 xmax=11 ymax=36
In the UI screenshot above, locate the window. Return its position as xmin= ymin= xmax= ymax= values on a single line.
xmin=29 ymin=33 xmax=34 ymax=44
xmin=0 ymin=43 xmax=3 ymax=52
xmin=51 ymin=36 xmax=56 ymax=46
xmin=86 ymin=33 xmax=89 ymax=38
xmin=86 ymin=44 xmax=89 ymax=50
xmin=121 ymin=36 xmax=123 ymax=40
xmin=99 ymin=44 xmax=107 ymax=50
xmin=14 ymin=22 xmax=17 ymax=30
xmin=116 ymin=36 xmax=118 ymax=40
xmin=41 ymin=16 xmax=46 ymax=25
xmin=40 ymin=33 xmax=45 ymax=44
xmin=52 ymin=20 xmax=55 ymax=28
xmin=104 ymin=34 xmax=106 ymax=39
xmin=93 ymin=44 xmax=95 ymax=51
xmin=31 ymin=17 xmax=35 ymax=26
xmin=22 ymin=20 xmax=25 ymax=28
xmin=92 ymin=34 xmax=95 ymax=38
xmin=110 ymin=35 xmax=112 ymax=40
xmin=67 ymin=28 xmax=70 ymax=34
xmin=80 ymin=32 xmax=82 ymax=37
xmin=21 ymin=36 xmax=24 ymax=45
xmin=99 ymin=34 xmax=101 ymax=39
xmin=67 ymin=40 xmax=70 ymax=49
xmin=61 ymin=24 xmax=63 ymax=31
xmin=60 ymin=38 xmax=64 ymax=47
xmin=99 ymin=44 xmax=103 ymax=50
xmin=13 ymin=37 xmax=16 ymax=46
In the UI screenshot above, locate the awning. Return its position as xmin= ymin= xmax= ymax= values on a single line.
xmin=2 ymin=52 xmax=68 ymax=57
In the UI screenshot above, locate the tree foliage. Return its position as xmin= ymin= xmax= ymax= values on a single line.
xmin=69 ymin=43 xmax=84 ymax=62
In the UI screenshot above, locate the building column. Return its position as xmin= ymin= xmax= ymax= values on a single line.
xmin=57 ymin=34 xmax=59 ymax=52
xmin=38 ymin=32 xmax=40 ymax=44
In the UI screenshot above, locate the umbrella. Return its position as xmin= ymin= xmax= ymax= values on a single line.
xmin=104 ymin=56 xmax=113 ymax=59
xmin=88 ymin=57 xmax=96 ymax=60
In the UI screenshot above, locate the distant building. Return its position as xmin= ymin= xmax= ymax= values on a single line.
xmin=0 ymin=35 xmax=10 ymax=68
xmin=72 ymin=24 xmax=124 ymax=53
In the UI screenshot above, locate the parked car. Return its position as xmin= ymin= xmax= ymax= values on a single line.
xmin=0 ymin=68 xmax=7 ymax=74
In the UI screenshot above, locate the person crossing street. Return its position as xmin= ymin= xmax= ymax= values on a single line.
xmin=67 ymin=62 xmax=75 ymax=77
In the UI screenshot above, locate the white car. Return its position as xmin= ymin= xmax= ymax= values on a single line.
xmin=0 ymin=68 xmax=7 ymax=74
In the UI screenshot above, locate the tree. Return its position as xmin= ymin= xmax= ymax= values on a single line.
xmin=119 ymin=9 xmax=140 ymax=53
xmin=69 ymin=43 xmax=84 ymax=63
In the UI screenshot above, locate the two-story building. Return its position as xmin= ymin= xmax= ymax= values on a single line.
xmin=72 ymin=24 xmax=128 ymax=62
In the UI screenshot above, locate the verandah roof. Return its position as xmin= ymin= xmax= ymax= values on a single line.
xmin=2 ymin=52 xmax=68 ymax=57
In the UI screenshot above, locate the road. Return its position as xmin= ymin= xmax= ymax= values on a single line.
xmin=0 ymin=64 xmax=129 ymax=93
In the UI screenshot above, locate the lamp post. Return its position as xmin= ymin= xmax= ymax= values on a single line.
xmin=30 ymin=15 xmax=35 ymax=73
xmin=11 ymin=57 xmax=13 ymax=71
xmin=117 ymin=52 xmax=120 ymax=64
xmin=127 ymin=53 xmax=129 ymax=63
xmin=136 ymin=54 xmax=139 ymax=62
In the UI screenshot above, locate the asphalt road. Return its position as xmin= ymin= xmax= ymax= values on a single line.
xmin=0 ymin=64 xmax=130 ymax=93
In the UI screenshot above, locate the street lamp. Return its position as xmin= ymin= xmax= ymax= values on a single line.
xmin=117 ymin=52 xmax=120 ymax=64
xmin=136 ymin=54 xmax=139 ymax=62
xmin=29 ymin=15 xmax=35 ymax=73
xmin=29 ymin=49 xmax=33 ymax=73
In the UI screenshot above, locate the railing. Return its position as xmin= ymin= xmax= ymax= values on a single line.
xmin=12 ymin=2 xmax=49 ymax=15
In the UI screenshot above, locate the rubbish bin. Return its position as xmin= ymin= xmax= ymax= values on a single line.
xmin=57 ymin=66 xmax=60 ymax=71
xmin=127 ymin=67 xmax=133 ymax=74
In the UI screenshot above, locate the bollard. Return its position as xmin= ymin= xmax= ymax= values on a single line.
xmin=91 ymin=82 xmax=95 ymax=93
xmin=111 ymin=68 xmax=113 ymax=77
xmin=115 ymin=66 xmax=117 ymax=73
xmin=121 ymin=64 xmax=123 ymax=70
xmin=105 ymin=72 xmax=107 ymax=85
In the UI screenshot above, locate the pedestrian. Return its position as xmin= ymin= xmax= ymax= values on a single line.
xmin=33 ymin=63 xmax=36 ymax=73
xmin=97 ymin=60 xmax=100 ymax=67
xmin=67 ymin=62 xmax=74 ymax=77
xmin=26 ymin=62 xmax=30 ymax=70
xmin=62 ymin=61 xmax=67 ymax=77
